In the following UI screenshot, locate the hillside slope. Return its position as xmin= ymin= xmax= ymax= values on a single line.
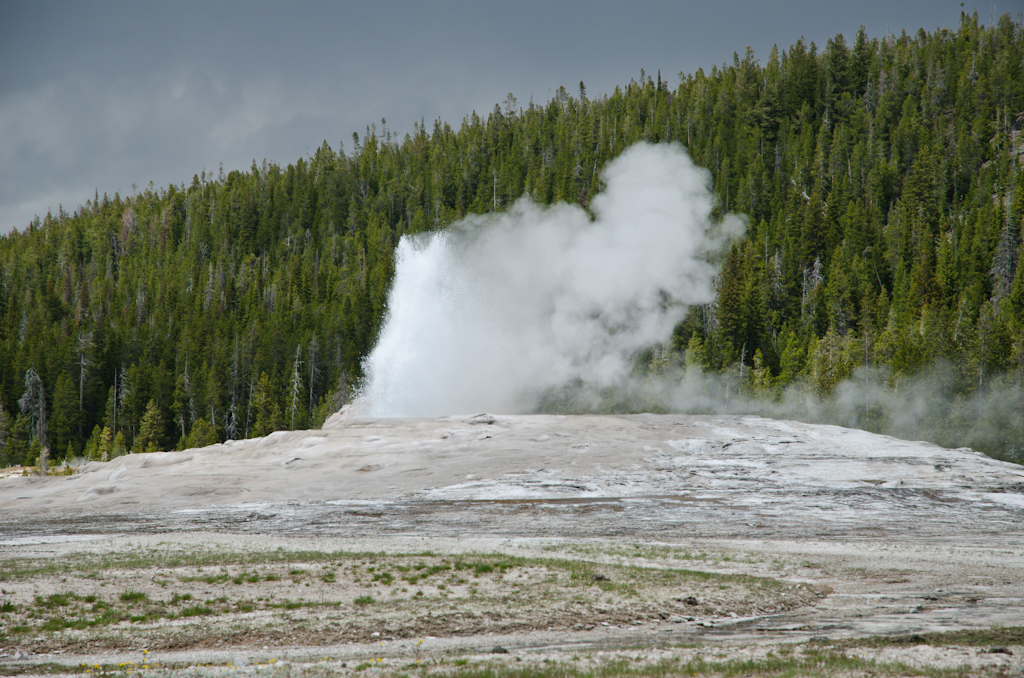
xmin=0 ymin=12 xmax=1022 ymax=463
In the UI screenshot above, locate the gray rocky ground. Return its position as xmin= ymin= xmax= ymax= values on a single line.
xmin=1 ymin=413 xmax=1023 ymax=676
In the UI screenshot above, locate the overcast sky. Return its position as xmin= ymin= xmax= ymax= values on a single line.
xmin=0 ymin=0 xmax=978 ymax=234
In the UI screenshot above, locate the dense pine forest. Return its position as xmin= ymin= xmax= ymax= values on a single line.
xmin=1 ymin=12 xmax=1023 ymax=467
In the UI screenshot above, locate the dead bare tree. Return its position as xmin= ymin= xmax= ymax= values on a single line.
xmin=308 ymin=336 xmax=321 ymax=415
xmin=290 ymin=345 xmax=303 ymax=430
xmin=77 ymin=332 xmax=92 ymax=412
xmin=19 ymin=367 xmax=47 ymax=448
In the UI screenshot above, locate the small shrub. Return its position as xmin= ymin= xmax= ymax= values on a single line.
xmin=119 ymin=591 xmax=148 ymax=604
xmin=42 ymin=616 xmax=69 ymax=631
xmin=35 ymin=593 xmax=74 ymax=609
xmin=354 ymin=595 xmax=374 ymax=606
xmin=180 ymin=605 xmax=214 ymax=617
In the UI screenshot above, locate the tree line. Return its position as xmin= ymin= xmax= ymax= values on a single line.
xmin=1 ymin=11 xmax=1022 ymax=466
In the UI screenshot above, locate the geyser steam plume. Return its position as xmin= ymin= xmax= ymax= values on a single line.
xmin=359 ymin=142 xmax=744 ymax=416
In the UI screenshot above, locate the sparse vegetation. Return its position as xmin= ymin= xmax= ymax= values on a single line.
xmin=830 ymin=627 xmax=1024 ymax=649
xmin=0 ymin=546 xmax=817 ymax=655
xmin=118 ymin=590 xmax=148 ymax=604
xmin=179 ymin=604 xmax=214 ymax=617
xmin=0 ymin=643 xmax=1010 ymax=677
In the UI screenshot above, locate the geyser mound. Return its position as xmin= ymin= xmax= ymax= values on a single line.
xmin=359 ymin=142 xmax=744 ymax=417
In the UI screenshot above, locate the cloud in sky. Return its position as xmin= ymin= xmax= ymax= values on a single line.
xmin=0 ymin=0 xmax=968 ymax=233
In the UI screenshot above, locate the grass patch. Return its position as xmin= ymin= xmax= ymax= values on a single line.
xmin=41 ymin=616 xmax=70 ymax=631
xmin=180 ymin=573 xmax=232 ymax=585
xmin=0 ymin=547 xmax=423 ymax=581
xmin=36 ymin=593 xmax=76 ymax=608
xmin=119 ymin=590 xmax=148 ymax=604
xmin=829 ymin=626 xmax=1024 ymax=649
xmin=410 ymin=653 xmax=973 ymax=678
xmin=179 ymin=605 xmax=214 ymax=617
xmin=0 ymin=546 xmax=769 ymax=591
xmin=0 ymin=546 xmax=806 ymax=649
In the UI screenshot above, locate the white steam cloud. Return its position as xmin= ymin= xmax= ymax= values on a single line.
xmin=359 ymin=142 xmax=744 ymax=416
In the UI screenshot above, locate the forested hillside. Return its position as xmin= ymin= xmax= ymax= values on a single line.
xmin=1 ymin=12 xmax=1022 ymax=466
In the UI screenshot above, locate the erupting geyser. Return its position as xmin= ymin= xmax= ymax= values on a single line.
xmin=358 ymin=142 xmax=744 ymax=416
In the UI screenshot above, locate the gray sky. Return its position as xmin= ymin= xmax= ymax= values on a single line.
xmin=0 ymin=0 xmax=975 ymax=234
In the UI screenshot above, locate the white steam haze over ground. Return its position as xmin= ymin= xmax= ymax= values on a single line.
xmin=356 ymin=141 xmax=1023 ymax=462
xmin=359 ymin=143 xmax=744 ymax=416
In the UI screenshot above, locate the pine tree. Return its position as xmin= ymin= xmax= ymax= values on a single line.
xmin=0 ymin=399 xmax=9 ymax=462
xmin=172 ymin=374 xmax=189 ymax=443
xmin=6 ymin=415 xmax=29 ymax=466
xmin=50 ymin=371 xmax=80 ymax=459
xmin=714 ymin=246 xmax=744 ymax=364
xmin=185 ymin=418 xmax=217 ymax=449
xmin=684 ymin=333 xmax=708 ymax=370
xmin=778 ymin=331 xmax=807 ymax=385
xmin=112 ymin=431 xmax=127 ymax=458
xmin=84 ymin=425 xmax=103 ymax=461
xmin=98 ymin=427 xmax=113 ymax=462
xmin=251 ymin=373 xmax=281 ymax=438
xmin=137 ymin=400 xmax=164 ymax=454
xmin=27 ymin=439 xmax=43 ymax=470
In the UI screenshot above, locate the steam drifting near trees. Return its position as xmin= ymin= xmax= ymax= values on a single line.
xmin=359 ymin=142 xmax=744 ymax=416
